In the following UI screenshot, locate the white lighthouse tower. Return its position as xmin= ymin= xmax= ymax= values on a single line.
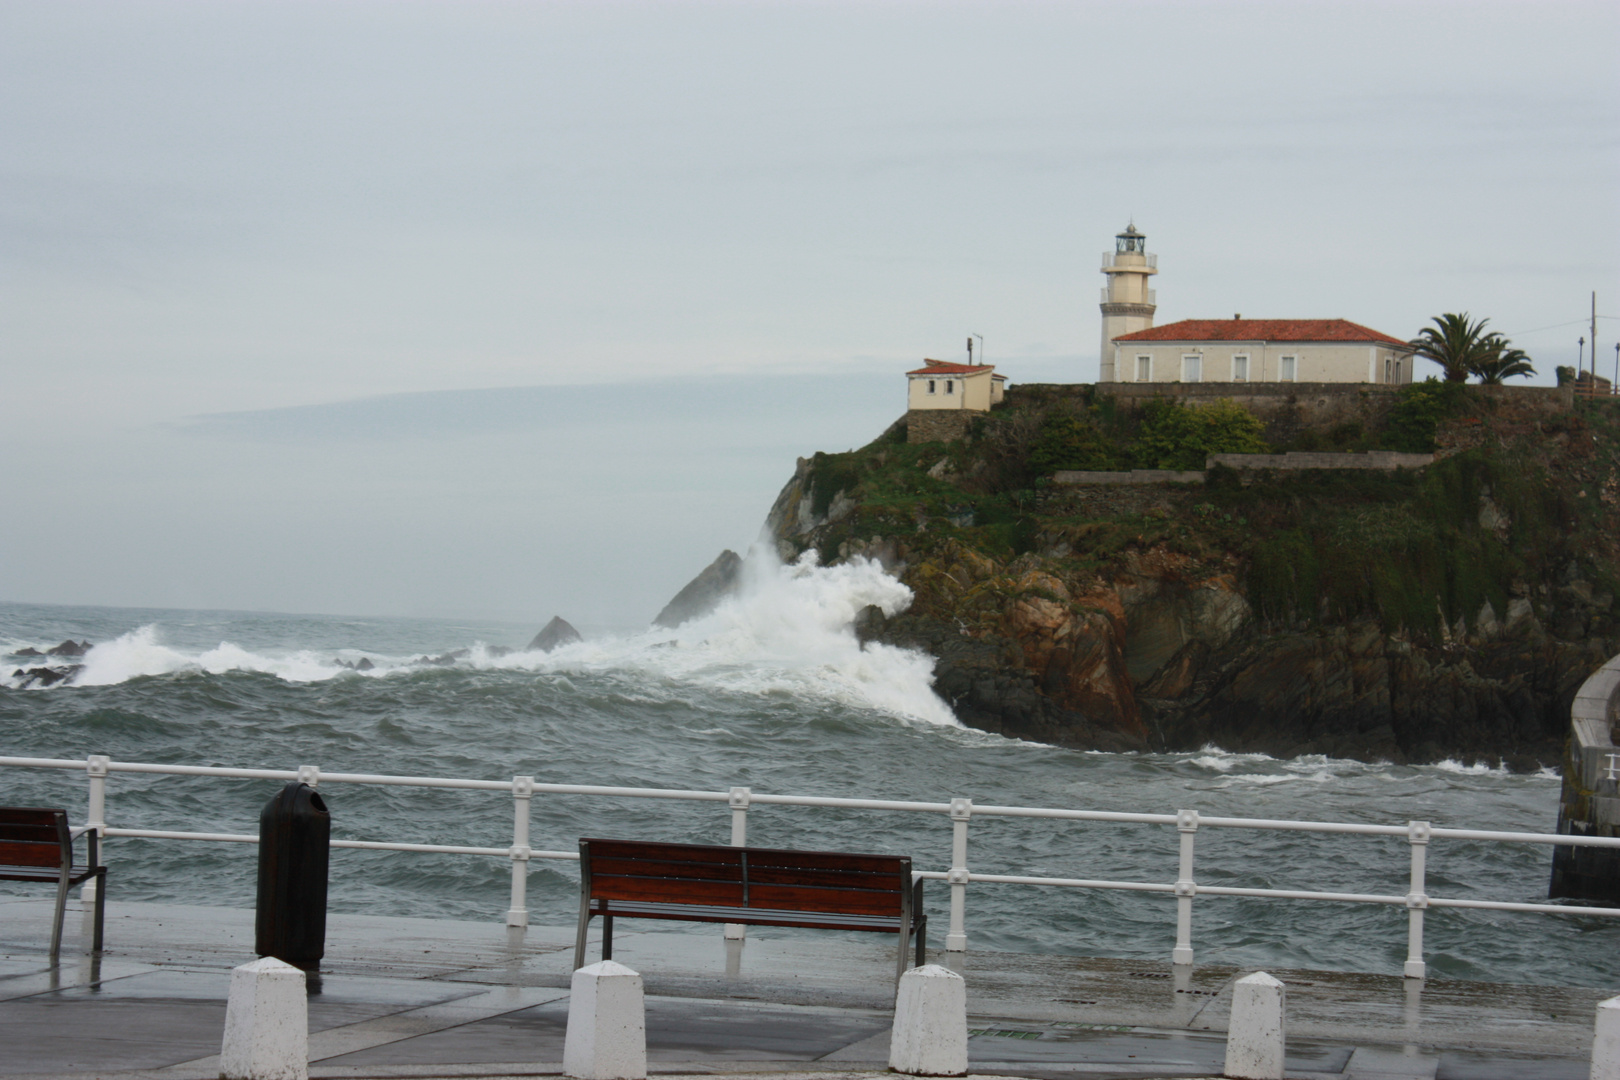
xmin=1098 ymin=224 xmax=1157 ymax=381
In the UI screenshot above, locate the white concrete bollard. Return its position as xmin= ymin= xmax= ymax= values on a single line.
xmin=1594 ymin=995 xmax=1620 ymax=1080
xmin=563 ymin=960 xmax=647 ymax=1080
xmin=889 ymin=963 xmax=968 ymax=1077
xmin=1223 ymin=971 xmax=1285 ymax=1080
xmin=219 ymin=957 xmax=308 ymax=1080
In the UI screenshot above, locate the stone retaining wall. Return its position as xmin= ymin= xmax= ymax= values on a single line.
xmin=906 ymin=410 xmax=976 ymax=444
xmin=1054 ymin=451 xmax=1435 ymax=486
xmin=1550 ymin=655 xmax=1620 ymax=902
xmin=1010 ymin=382 xmax=1573 ymax=447
xmin=1053 ymin=469 xmax=1205 ymax=485
xmin=1208 ymin=450 xmax=1435 ymax=470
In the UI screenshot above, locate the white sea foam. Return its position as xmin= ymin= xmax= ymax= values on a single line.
xmin=496 ymin=547 xmax=957 ymax=726
xmin=66 ymin=625 xmax=371 ymax=686
xmin=10 ymin=547 xmax=958 ymax=726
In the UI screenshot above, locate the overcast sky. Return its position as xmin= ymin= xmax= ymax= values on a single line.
xmin=3 ymin=1 xmax=1617 ymax=629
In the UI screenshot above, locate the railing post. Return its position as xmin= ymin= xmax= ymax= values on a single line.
xmin=506 ymin=776 xmax=534 ymax=928
xmin=1404 ymin=820 xmax=1430 ymax=979
xmin=296 ymin=764 xmax=320 ymax=788
xmin=81 ymin=755 xmax=109 ymax=902
xmin=724 ymin=787 xmax=750 ymax=941
xmin=1173 ymin=808 xmax=1198 ymax=967
xmin=946 ymin=798 xmax=972 ymax=953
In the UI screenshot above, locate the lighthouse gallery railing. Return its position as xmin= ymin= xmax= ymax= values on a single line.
xmin=3 ymin=753 xmax=1618 ymax=979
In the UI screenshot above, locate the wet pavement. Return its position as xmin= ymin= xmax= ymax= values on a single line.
xmin=0 ymin=896 xmax=1603 ymax=1080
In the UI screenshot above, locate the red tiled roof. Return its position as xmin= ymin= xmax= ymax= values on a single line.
xmin=1114 ymin=319 xmax=1409 ymax=347
xmin=906 ymin=361 xmax=996 ymax=375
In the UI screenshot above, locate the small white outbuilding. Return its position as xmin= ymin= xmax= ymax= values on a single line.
xmin=906 ymin=361 xmax=1006 ymax=412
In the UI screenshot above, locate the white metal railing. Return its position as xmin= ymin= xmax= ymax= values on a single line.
xmin=5 ymin=753 xmax=1619 ymax=979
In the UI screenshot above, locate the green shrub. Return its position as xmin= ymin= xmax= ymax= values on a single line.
xmin=807 ymin=451 xmax=862 ymax=518
xmin=1026 ymin=413 xmax=1117 ymax=475
xmin=1133 ymin=398 xmax=1269 ymax=469
xmin=1382 ymin=379 xmax=1467 ymax=453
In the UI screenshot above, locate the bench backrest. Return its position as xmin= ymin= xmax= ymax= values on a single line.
xmin=581 ymin=838 xmax=909 ymax=918
xmin=0 ymin=808 xmax=71 ymax=871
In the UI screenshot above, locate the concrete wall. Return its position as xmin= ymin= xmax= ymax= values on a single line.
xmin=1207 ymin=451 xmax=1434 ymax=471
xmin=1109 ymin=342 xmax=1413 ymax=385
xmin=1550 ymin=655 xmax=1620 ymax=902
xmin=906 ymin=410 xmax=975 ymax=444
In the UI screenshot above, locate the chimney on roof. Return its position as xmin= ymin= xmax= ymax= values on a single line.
xmin=1235 ymin=313 xmax=1241 ymax=320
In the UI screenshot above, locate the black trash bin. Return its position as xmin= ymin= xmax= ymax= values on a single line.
xmin=255 ymin=781 xmax=330 ymax=970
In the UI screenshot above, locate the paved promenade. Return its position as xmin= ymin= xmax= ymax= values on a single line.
xmin=0 ymin=896 xmax=1603 ymax=1080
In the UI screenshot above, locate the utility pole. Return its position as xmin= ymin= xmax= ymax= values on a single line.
xmin=1594 ymin=292 xmax=1600 ymax=386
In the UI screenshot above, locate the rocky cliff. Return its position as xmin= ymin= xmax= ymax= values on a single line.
xmin=765 ymin=384 xmax=1620 ymax=766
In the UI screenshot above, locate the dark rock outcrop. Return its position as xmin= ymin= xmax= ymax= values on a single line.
xmin=13 ymin=666 xmax=80 ymax=688
xmin=654 ymin=550 xmax=743 ymax=629
xmin=45 ymin=640 xmax=91 ymax=657
xmin=527 ymin=616 xmax=583 ymax=652
xmin=11 ymin=647 xmax=43 ymax=658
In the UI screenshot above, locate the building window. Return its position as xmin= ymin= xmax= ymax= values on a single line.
xmin=1279 ymin=355 xmax=1297 ymax=382
xmin=1232 ymin=355 xmax=1249 ymax=382
xmin=1136 ymin=355 xmax=1152 ymax=382
xmin=927 ymin=380 xmax=936 ymax=394
xmin=1182 ymin=355 xmax=1202 ymax=382
xmin=1384 ymin=357 xmax=1392 ymax=383
xmin=946 ymin=380 xmax=954 ymax=394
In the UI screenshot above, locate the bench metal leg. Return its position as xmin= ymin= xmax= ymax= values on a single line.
xmin=574 ymin=894 xmax=592 ymax=971
xmin=602 ymin=915 xmax=613 ymax=961
xmin=50 ymin=873 xmax=70 ymax=961
xmin=913 ymin=879 xmax=927 ymax=967
xmin=91 ymin=869 xmax=105 ymax=953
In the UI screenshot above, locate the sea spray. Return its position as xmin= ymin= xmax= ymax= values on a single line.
xmin=12 ymin=548 xmax=958 ymax=726
xmin=503 ymin=547 xmax=957 ymax=726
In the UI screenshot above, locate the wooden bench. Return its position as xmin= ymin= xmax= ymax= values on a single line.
xmin=0 ymin=807 xmax=106 ymax=959
xmin=574 ymin=838 xmax=926 ymax=983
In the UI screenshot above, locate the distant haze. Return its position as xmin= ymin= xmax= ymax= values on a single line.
xmin=2 ymin=1 xmax=1615 ymax=625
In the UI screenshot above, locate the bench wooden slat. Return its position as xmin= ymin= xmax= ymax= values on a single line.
xmin=742 ymin=849 xmax=907 ymax=874
xmin=589 ymin=855 xmax=744 ymax=882
xmin=0 ymin=840 xmax=64 ymax=868
xmin=741 ymin=865 xmax=904 ymax=890
xmin=0 ymin=808 xmax=67 ymax=829
xmin=591 ymin=899 xmax=905 ymax=932
xmin=592 ymin=875 xmax=745 ymax=905
xmin=745 ymin=884 xmax=902 ymax=917
xmin=586 ymin=840 xmax=743 ymax=865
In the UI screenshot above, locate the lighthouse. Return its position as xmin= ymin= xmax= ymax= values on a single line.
xmin=1098 ymin=224 xmax=1157 ymax=381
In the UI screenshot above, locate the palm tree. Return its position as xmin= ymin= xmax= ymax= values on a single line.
xmin=1410 ymin=313 xmax=1495 ymax=383
xmin=1471 ymin=334 xmax=1536 ymax=384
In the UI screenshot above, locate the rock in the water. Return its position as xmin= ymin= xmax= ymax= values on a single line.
xmin=16 ymin=665 xmax=79 ymax=688
xmin=354 ymin=657 xmax=374 ymax=671
xmin=653 ymin=550 xmax=743 ymax=629
xmin=12 ymin=647 xmax=43 ymax=658
xmin=45 ymin=640 xmax=90 ymax=657
xmin=527 ymin=616 xmax=582 ymax=652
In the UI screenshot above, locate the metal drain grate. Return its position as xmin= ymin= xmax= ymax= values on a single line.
xmin=1127 ymin=971 xmax=1172 ymax=978
xmin=969 ymin=1029 xmax=1044 ymax=1040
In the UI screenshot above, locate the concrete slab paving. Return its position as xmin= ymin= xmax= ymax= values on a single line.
xmin=0 ymin=896 xmax=1604 ymax=1080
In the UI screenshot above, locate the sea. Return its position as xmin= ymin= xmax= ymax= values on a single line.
xmin=4 ymin=553 xmax=1616 ymax=989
